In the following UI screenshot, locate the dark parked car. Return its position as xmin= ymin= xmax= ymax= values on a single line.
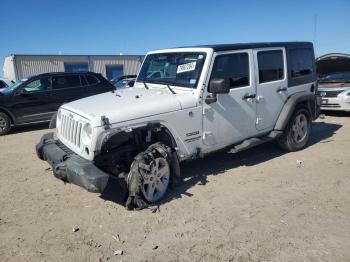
xmin=0 ymin=72 xmax=114 ymax=135
xmin=110 ymin=75 xmax=136 ymax=89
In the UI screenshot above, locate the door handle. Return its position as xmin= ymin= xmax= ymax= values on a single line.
xmin=276 ymin=87 xmax=287 ymax=93
xmin=242 ymin=94 xmax=256 ymax=100
xmin=256 ymin=95 xmax=264 ymax=102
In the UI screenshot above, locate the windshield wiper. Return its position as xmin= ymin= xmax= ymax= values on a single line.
xmin=164 ymin=84 xmax=176 ymax=94
xmin=142 ymin=81 xmax=149 ymax=90
xmin=140 ymin=80 xmax=176 ymax=94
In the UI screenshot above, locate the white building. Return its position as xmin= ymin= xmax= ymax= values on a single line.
xmin=3 ymin=54 xmax=144 ymax=81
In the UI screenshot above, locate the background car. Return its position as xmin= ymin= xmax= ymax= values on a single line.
xmin=0 ymin=71 xmax=115 ymax=135
xmin=316 ymin=53 xmax=350 ymax=111
xmin=0 ymin=77 xmax=15 ymax=89
xmin=110 ymin=75 xmax=136 ymax=89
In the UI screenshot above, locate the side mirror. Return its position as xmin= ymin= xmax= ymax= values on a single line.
xmin=15 ymin=88 xmax=26 ymax=96
xmin=208 ymin=78 xmax=230 ymax=94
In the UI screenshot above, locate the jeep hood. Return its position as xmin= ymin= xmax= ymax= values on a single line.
xmin=61 ymin=87 xmax=197 ymax=126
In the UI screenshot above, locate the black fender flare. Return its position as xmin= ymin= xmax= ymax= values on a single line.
xmin=274 ymin=91 xmax=317 ymax=131
xmin=0 ymin=106 xmax=16 ymax=124
xmin=94 ymin=122 xmax=178 ymax=156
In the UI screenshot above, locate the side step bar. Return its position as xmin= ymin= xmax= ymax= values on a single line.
xmin=228 ymin=130 xmax=283 ymax=154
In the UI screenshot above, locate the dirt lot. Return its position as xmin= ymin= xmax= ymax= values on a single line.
xmin=0 ymin=113 xmax=350 ymax=262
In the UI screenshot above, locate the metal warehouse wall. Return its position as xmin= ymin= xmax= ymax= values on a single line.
xmin=90 ymin=56 xmax=143 ymax=76
xmin=4 ymin=55 xmax=143 ymax=81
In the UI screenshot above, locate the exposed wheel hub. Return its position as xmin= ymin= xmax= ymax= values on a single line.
xmin=141 ymin=157 xmax=170 ymax=202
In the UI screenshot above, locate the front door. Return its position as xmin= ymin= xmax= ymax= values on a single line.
xmin=202 ymin=50 xmax=257 ymax=148
xmin=11 ymin=77 xmax=53 ymax=123
xmin=253 ymin=48 xmax=288 ymax=131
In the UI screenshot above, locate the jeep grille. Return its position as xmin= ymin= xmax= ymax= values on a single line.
xmin=59 ymin=114 xmax=83 ymax=149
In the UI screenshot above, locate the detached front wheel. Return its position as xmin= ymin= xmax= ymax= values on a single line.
xmin=126 ymin=143 xmax=172 ymax=210
xmin=277 ymin=108 xmax=311 ymax=151
xmin=141 ymin=157 xmax=170 ymax=202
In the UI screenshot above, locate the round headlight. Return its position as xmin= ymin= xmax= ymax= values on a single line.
xmin=81 ymin=123 xmax=92 ymax=145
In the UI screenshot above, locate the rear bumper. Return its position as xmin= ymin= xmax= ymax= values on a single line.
xmin=36 ymin=133 xmax=109 ymax=193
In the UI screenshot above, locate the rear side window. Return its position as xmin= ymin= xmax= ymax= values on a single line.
xmin=80 ymin=75 xmax=88 ymax=86
xmin=85 ymin=75 xmax=100 ymax=85
xmin=290 ymin=48 xmax=313 ymax=77
xmin=257 ymin=50 xmax=284 ymax=83
xmin=52 ymin=75 xmax=81 ymax=89
xmin=211 ymin=53 xmax=250 ymax=88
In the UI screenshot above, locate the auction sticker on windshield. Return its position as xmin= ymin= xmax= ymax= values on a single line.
xmin=177 ymin=62 xmax=197 ymax=74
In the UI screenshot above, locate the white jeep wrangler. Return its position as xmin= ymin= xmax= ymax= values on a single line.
xmin=37 ymin=42 xmax=320 ymax=209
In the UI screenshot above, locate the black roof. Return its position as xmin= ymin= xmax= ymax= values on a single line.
xmin=181 ymin=42 xmax=313 ymax=52
xmin=25 ymin=71 xmax=99 ymax=79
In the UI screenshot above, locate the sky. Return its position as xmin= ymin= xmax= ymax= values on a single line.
xmin=0 ymin=0 xmax=349 ymax=73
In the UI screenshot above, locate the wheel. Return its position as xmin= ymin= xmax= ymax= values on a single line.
xmin=277 ymin=107 xmax=311 ymax=151
xmin=0 ymin=112 xmax=11 ymax=136
xmin=141 ymin=157 xmax=170 ymax=202
xmin=126 ymin=143 xmax=171 ymax=209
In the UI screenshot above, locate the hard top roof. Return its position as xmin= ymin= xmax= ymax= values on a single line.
xmin=178 ymin=42 xmax=313 ymax=51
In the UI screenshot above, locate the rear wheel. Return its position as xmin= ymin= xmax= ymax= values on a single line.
xmin=277 ymin=107 xmax=311 ymax=151
xmin=0 ymin=112 xmax=11 ymax=136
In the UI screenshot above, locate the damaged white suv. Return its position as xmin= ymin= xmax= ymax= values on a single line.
xmin=37 ymin=42 xmax=320 ymax=209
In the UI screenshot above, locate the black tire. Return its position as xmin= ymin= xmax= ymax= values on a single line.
xmin=277 ymin=107 xmax=311 ymax=152
xmin=125 ymin=142 xmax=172 ymax=210
xmin=0 ymin=112 xmax=11 ymax=136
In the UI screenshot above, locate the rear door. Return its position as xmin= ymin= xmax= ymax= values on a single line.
xmin=50 ymin=74 xmax=85 ymax=110
xmin=253 ymin=48 xmax=288 ymax=131
xmin=85 ymin=74 xmax=112 ymax=96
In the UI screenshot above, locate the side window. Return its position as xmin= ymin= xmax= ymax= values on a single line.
xmin=85 ymin=75 xmax=100 ymax=85
xmin=0 ymin=81 xmax=6 ymax=88
xmin=257 ymin=50 xmax=284 ymax=83
xmin=52 ymin=75 xmax=81 ymax=90
xmin=290 ymin=48 xmax=313 ymax=77
xmin=23 ymin=77 xmax=51 ymax=92
xmin=211 ymin=52 xmax=250 ymax=88
xmin=80 ymin=75 xmax=88 ymax=86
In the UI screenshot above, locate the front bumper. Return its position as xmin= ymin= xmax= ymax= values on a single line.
xmin=320 ymin=95 xmax=350 ymax=111
xmin=36 ymin=133 xmax=109 ymax=193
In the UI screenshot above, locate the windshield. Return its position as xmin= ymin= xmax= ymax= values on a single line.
xmin=137 ymin=52 xmax=207 ymax=88
xmin=319 ymin=72 xmax=350 ymax=83
xmin=1 ymin=80 xmax=24 ymax=92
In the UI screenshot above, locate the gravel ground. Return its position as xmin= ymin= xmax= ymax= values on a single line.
xmin=0 ymin=112 xmax=349 ymax=262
